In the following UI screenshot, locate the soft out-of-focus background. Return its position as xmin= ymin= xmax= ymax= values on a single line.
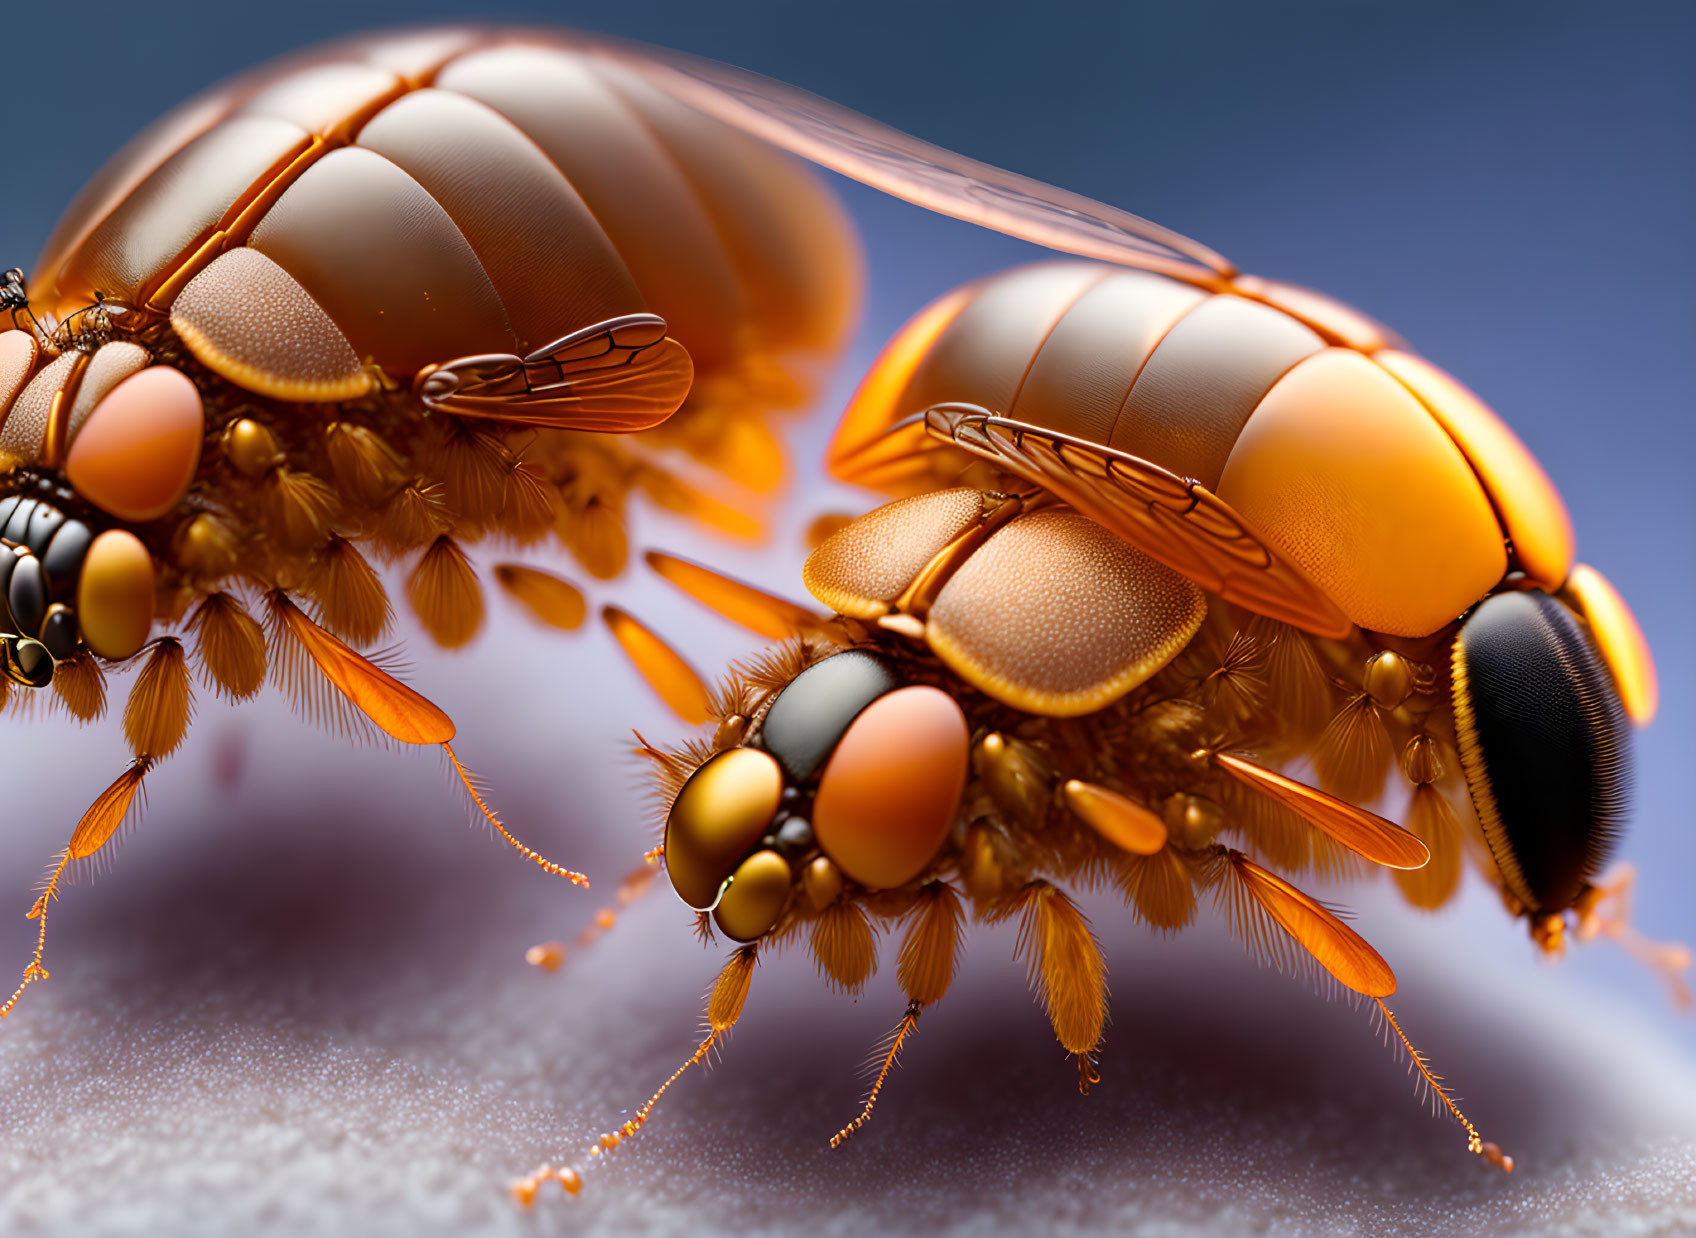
xmin=1 ymin=3 xmax=1693 ymax=1235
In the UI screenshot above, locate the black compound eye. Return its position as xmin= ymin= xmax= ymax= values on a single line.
xmin=2 ymin=636 xmax=53 ymax=687
xmin=1451 ymin=589 xmax=1632 ymax=915
xmin=755 ymin=650 xmax=901 ymax=782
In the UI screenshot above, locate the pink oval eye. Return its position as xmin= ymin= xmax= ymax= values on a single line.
xmin=65 ymin=367 xmax=204 ymax=521
xmin=812 ymin=685 xmax=969 ymax=889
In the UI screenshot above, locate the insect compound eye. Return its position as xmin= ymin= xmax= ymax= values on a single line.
xmin=64 ymin=366 xmax=204 ymax=522
xmin=664 ymin=747 xmax=784 ymax=911
xmin=1 ymin=636 xmax=53 ymax=687
xmin=812 ymin=685 xmax=970 ymax=890
xmin=76 ymin=529 xmax=155 ymax=661
xmin=713 ymin=849 xmax=793 ymax=942
xmin=1451 ymin=589 xmax=1632 ymax=915
xmin=756 ymin=648 xmax=902 ymax=781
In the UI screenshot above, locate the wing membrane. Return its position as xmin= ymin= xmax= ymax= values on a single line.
xmin=586 ymin=39 xmax=1234 ymax=285
xmin=925 ymin=404 xmax=1354 ymax=639
xmin=416 ymin=313 xmax=693 ymax=432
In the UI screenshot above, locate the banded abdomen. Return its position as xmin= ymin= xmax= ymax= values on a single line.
xmin=831 ymin=260 xmax=1572 ymax=638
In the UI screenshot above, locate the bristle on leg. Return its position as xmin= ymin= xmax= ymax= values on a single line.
xmin=831 ymin=1002 xmax=921 ymax=1147
xmin=444 ymin=744 xmax=587 ymax=887
xmin=1 ymin=760 xmax=153 ymax=1018
xmin=1372 ymin=998 xmax=1510 ymax=1171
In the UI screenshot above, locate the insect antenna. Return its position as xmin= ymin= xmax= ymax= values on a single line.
xmin=830 ymin=1002 xmax=922 ymax=1147
xmin=1370 ymin=998 xmax=1512 ymax=1172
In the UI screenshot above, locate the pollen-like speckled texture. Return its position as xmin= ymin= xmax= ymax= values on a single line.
xmin=170 ymin=248 xmax=371 ymax=402
xmin=0 ymin=351 xmax=79 ymax=462
xmin=0 ymin=331 xmax=38 ymax=418
xmin=802 ymin=487 xmax=984 ymax=618
xmin=927 ymin=509 xmax=1206 ymax=715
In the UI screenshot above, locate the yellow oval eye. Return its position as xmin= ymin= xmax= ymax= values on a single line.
xmin=76 ymin=529 xmax=155 ymax=660
xmin=65 ymin=367 xmax=204 ymax=521
xmin=713 ymin=850 xmax=792 ymax=941
xmin=664 ymin=747 xmax=783 ymax=909
xmin=812 ymin=685 xmax=968 ymax=889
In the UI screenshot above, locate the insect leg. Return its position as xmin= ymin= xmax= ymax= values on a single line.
xmin=524 ymin=862 xmax=662 ymax=974
xmin=1208 ymin=847 xmax=1508 ymax=1168
xmin=643 ymin=550 xmax=824 ymax=640
xmin=511 ymin=944 xmax=758 ymax=1207
xmin=981 ymin=879 xmax=1108 ymax=1092
xmin=3 ymin=636 xmax=197 ymax=1017
xmin=602 ymin=605 xmax=714 ymax=725
xmin=1571 ymin=865 xmax=1692 ymax=1008
xmin=830 ymin=1002 xmax=922 ymax=1148
xmin=265 ymin=592 xmax=587 ymax=886
xmin=0 ymin=761 xmax=150 ymax=1017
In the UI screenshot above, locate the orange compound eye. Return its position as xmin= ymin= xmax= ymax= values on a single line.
xmin=812 ymin=685 xmax=969 ymax=889
xmin=76 ymin=530 xmax=156 ymax=660
xmin=64 ymin=367 xmax=204 ymax=522
xmin=664 ymin=747 xmax=784 ymax=910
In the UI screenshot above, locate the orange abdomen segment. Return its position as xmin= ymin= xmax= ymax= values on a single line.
xmin=32 ymin=30 xmax=857 ymax=390
xmin=1217 ymin=349 xmax=1507 ymax=637
xmin=1375 ymin=350 xmax=1574 ymax=591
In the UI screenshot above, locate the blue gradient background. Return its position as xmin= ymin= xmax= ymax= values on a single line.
xmin=0 ymin=2 xmax=1692 ymax=1232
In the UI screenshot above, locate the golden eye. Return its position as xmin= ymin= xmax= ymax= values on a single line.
xmin=76 ymin=530 xmax=155 ymax=660
xmin=712 ymin=850 xmax=792 ymax=941
xmin=64 ymin=367 xmax=204 ymax=521
xmin=664 ymin=747 xmax=784 ymax=910
xmin=812 ymin=685 xmax=968 ymax=889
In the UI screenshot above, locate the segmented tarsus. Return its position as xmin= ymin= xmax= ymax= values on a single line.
xmin=444 ymin=745 xmax=588 ymax=887
xmin=832 ymin=1003 xmax=922 ymax=1147
xmin=1370 ymin=998 xmax=1491 ymax=1160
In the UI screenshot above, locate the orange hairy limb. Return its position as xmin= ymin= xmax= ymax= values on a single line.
xmin=602 ymin=605 xmax=713 ymax=725
xmin=494 ymin=563 xmax=587 ymax=632
xmin=1 ymin=761 xmax=152 ymax=1018
xmin=1573 ymin=866 xmax=1693 ymax=1008
xmin=1374 ymin=998 xmax=1508 ymax=1171
xmin=1215 ymin=849 xmax=1396 ymax=997
xmin=1214 ymin=752 xmax=1429 ymax=870
xmin=571 ymin=945 xmax=757 ymax=1170
xmin=643 ymin=550 xmax=820 ymax=639
xmin=811 ymin=900 xmax=878 ymax=994
xmin=518 ymin=948 xmax=760 ymax=1200
xmin=986 ymin=881 xmax=1107 ymax=1082
xmin=122 ymin=639 xmax=194 ymax=759
xmin=831 ymin=1003 xmax=922 ymax=1148
xmin=896 ymin=882 xmax=964 ymax=1006
xmin=525 ymin=865 xmax=659 ymax=972
xmin=1212 ymin=851 xmax=1503 ymax=1164
xmin=267 ymin=592 xmax=585 ymax=886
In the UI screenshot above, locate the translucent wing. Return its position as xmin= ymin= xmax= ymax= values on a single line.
xmin=415 ymin=313 xmax=693 ymax=432
xmin=924 ymin=404 xmax=1354 ymax=640
xmin=585 ymin=39 xmax=1234 ymax=286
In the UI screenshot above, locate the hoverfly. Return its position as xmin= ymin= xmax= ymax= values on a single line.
xmin=513 ymin=90 xmax=1682 ymax=1202
xmin=0 ymin=24 xmax=870 ymax=1017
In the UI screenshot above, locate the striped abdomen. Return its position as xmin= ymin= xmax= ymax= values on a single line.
xmin=836 ymin=260 xmax=1574 ymax=638
xmin=32 ymin=28 xmax=858 ymax=391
